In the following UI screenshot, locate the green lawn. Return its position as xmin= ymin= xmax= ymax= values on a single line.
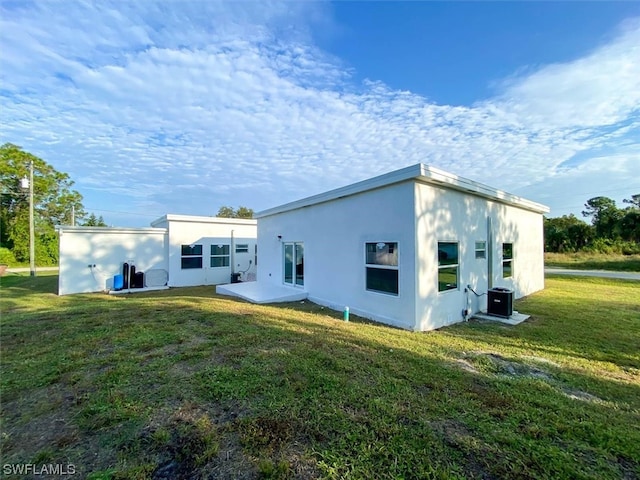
xmin=1 ymin=273 xmax=639 ymax=479
xmin=545 ymin=252 xmax=640 ymax=272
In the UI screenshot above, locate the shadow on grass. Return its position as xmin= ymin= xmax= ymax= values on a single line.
xmin=0 ymin=272 xmax=58 ymax=295
xmin=2 ymin=283 xmax=640 ymax=479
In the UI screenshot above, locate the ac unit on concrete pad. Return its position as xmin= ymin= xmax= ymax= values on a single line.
xmin=487 ymin=288 xmax=513 ymax=318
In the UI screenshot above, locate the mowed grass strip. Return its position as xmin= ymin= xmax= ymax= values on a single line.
xmin=1 ymin=273 xmax=639 ymax=479
xmin=545 ymin=252 xmax=640 ymax=272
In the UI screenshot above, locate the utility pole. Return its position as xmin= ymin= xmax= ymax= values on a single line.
xmin=29 ymin=159 xmax=35 ymax=277
xmin=71 ymin=205 xmax=75 ymax=226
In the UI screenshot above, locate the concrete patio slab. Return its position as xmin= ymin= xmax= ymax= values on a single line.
xmin=472 ymin=310 xmax=530 ymax=325
xmin=217 ymin=281 xmax=308 ymax=304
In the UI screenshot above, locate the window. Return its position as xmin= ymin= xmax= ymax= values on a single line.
xmin=254 ymin=244 xmax=258 ymax=266
xmin=211 ymin=244 xmax=230 ymax=268
xmin=284 ymin=242 xmax=304 ymax=286
xmin=503 ymin=243 xmax=513 ymax=278
xmin=181 ymin=244 xmax=203 ymax=269
xmin=438 ymin=242 xmax=458 ymax=292
xmin=475 ymin=241 xmax=486 ymax=259
xmin=365 ymin=242 xmax=398 ymax=295
xmin=235 ymin=244 xmax=249 ymax=253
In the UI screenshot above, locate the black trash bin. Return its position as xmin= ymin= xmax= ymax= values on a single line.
xmin=487 ymin=287 xmax=513 ymax=318
xmin=231 ymin=273 xmax=242 ymax=283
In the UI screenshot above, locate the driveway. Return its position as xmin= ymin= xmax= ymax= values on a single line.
xmin=545 ymin=268 xmax=640 ymax=280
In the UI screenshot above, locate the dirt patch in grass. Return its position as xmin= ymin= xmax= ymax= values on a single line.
xmin=456 ymin=353 xmax=612 ymax=408
xmin=236 ymin=415 xmax=323 ymax=479
xmin=562 ymin=389 xmax=605 ymax=403
xmin=430 ymin=420 xmax=495 ymax=480
xmin=209 ymin=430 xmax=257 ymax=480
xmin=109 ymin=401 xmax=259 ymax=480
xmin=2 ymin=275 xmax=639 ymax=479
xmin=0 ymin=384 xmax=116 ymax=477
xmin=616 ymin=455 xmax=640 ymax=480
xmin=457 ymin=352 xmax=555 ymax=381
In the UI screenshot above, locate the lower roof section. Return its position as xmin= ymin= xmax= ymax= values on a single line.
xmin=151 ymin=214 xmax=256 ymax=227
xmin=56 ymin=226 xmax=167 ymax=235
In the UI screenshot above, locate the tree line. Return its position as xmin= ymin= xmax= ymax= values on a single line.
xmin=545 ymin=195 xmax=640 ymax=254
xmin=0 ymin=143 xmax=95 ymax=265
xmin=1 ymin=143 xmax=255 ymax=266
xmin=8 ymin=142 xmax=634 ymax=265
xmin=215 ymin=205 xmax=254 ymax=219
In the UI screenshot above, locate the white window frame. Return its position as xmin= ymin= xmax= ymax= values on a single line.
xmin=475 ymin=241 xmax=486 ymax=259
xmin=210 ymin=244 xmax=230 ymax=268
xmin=235 ymin=244 xmax=249 ymax=253
xmin=283 ymin=242 xmax=304 ymax=287
xmin=181 ymin=244 xmax=203 ymax=270
xmin=365 ymin=242 xmax=399 ymax=296
xmin=503 ymin=242 xmax=513 ymax=278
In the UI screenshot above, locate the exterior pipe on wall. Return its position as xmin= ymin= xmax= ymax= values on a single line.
xmin=230 ymin=229 xmax=235 ymax=275
xmin=487 ymin=216 xmax=493 ymax=290
xmin=464 ymin=288 xmax=472 ymax=321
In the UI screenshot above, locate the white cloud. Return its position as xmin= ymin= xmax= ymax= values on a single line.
xmin=518 ymin=150 xmax=640 ymax=217
xmin=495 ymin=18 xmax=640 ymax=129
xmin=0 ymin=2 xmax=638 ymax=226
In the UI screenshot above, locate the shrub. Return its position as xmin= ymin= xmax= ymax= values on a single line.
xmin=621 ymin=241 xmax=640 ymax=255
xmin=0 ymin=247 xmax=17 ymax=266
xmin=583 ymin=238 xmax=640 ymax=255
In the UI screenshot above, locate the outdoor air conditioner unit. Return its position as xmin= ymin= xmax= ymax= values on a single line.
xmin=487 ymin=288 xmax=513 ymax=318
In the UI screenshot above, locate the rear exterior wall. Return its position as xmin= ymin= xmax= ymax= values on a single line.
xmin=258 ymin=181 xmax=417 ymax=330
xmin=165 ymin=219 xmax=257 ymax=287
xmin=58 ymin=228 xmax=168 ymax=295
xmin=414 ymin=182 xmax=545 ymax=330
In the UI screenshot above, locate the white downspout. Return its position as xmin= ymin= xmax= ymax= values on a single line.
xmin=487 ymin=216 xmax=493 ymax=290
xmin=231 ymin=229 xmax=235 ymax=277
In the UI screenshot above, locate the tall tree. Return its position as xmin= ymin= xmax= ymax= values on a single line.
xmin=83 ymin=213 xmax=107 ymax=226
xmin=216 ymin=206 xmax=254 ymax=219
xmin=235 ymin=206 xmax=254 ymax=219
xmin=0 ymin=143 xmax=85 ymax=264
xmin=216 ymin=206 xmax=235 ymax=218
xmin=582 ymin=196 xmax=622 ymax=240
xmin=619 ymin=209 xmax=640 ymax=243
xmin=544 ymin=214 xmax=593 ymax=252
xmin=623 ymin=194 xmax=640 ymax=209
xmin=620 ymin=195 xmax=640 ymax=243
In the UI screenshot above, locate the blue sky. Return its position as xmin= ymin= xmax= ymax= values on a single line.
xmin=1 ymin=1 xmax=639 ymax=227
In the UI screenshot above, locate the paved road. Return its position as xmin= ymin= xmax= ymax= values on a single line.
xmin=545 ymin=268 xmax=640 ymax=280
xmin=4 ymin=266 xmax=638 ymax=280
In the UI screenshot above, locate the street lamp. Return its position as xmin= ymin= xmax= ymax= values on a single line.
xmin=20 ymin=161 xmax=35 ymax=277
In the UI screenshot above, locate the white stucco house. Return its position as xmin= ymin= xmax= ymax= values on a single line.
xmin=218 ymin=164 xmax=549 ymax=331
xmin=58 ymin=214 xmax=257 ymax=295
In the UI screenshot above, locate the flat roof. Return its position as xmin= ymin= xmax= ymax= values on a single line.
xmin=56 ymin=226 xmax=167 ymax=235
xmin=150 ymin=214 xmax=257 ymax=227
xmin=256 ymin=163 xmax=549 ymax=218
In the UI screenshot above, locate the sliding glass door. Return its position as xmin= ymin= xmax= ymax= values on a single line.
xmin=284 ymin=242 xmax=304 ymax=287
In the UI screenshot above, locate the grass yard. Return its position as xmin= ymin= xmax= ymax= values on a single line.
xmin=545 ymin=252 xmax=640 ymax=272
xmin=1 ymin=273 xmax=639 ymax=479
